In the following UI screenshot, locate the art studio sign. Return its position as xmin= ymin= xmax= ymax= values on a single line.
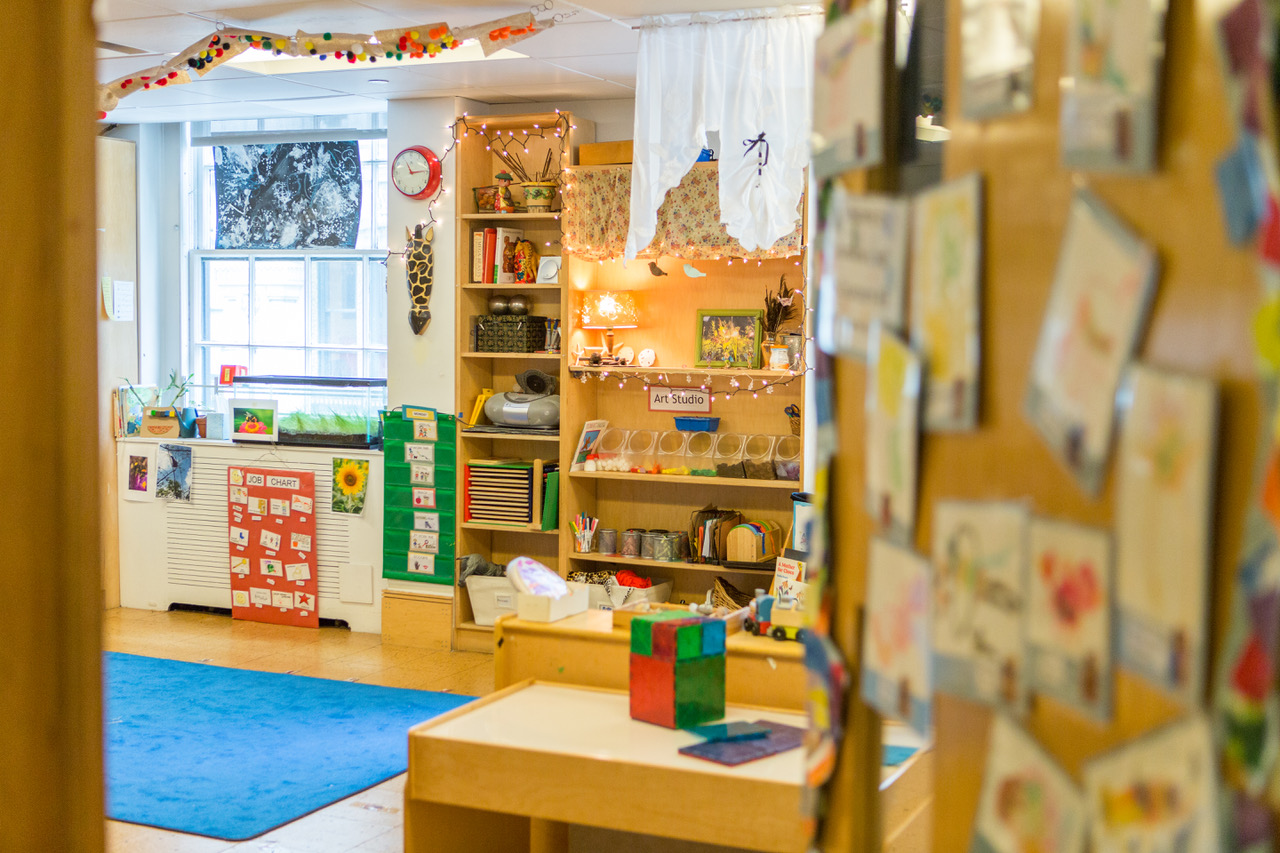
xmin=648 ymin=386 xmax=712 ymax=413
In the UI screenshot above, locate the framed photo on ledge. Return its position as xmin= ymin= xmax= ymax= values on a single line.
xmin=695 ymin=309 xmax=764 ymax=369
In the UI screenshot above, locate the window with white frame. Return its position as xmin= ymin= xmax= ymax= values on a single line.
xmin=185 ymin=116 xmax=389 ymax=394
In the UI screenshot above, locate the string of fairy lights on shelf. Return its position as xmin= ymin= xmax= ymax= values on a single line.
xmin=570 ymin=363 xmax=813 ymax=401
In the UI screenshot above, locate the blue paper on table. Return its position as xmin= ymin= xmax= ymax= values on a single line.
xmin=1216 ymin=132 xmax=1269 ymax=245
xmin=688 ymin=721 xmax=771 ymax=743
xmin=679 ymin=720 xmax=805 ymax=765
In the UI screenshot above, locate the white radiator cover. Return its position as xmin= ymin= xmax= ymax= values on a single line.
xmin=117 ymin=438 xmax=387 ymax=633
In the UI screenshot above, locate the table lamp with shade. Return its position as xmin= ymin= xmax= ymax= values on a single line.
xmin=579 ymin=291 xmax=640 ymax=359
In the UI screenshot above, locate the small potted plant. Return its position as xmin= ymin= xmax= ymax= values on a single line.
xmin=163 ymin=370 xmax=199 ymax=437
xmin=763 ymin=276 xmax=800 ymax=369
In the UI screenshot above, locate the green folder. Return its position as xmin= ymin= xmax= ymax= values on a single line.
xmin=540 ymin=470 xmax=559 ymax=530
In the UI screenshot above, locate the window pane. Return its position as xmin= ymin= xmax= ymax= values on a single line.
xmin=196 ymin=345 xmax=249 ymax=399
xmin=308 ymin=349 xmax=361 ymax=377
xmin=310 ymin=259 xmax=361 ymax=346
xmin=367 ymin=258 xmax=387 ymax=348
xmin=199 ymin=258 xmax=250 ymax=343
xmin=251 ymin=259 xmax=306 ymax=345
xmin=250 ymin=347 xmax=306 ymax=375
xmin=365 ymin=349 xmax=387 ymax=379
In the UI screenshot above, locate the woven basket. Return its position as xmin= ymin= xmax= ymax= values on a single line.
xmin=789 ymin=415 xmax=801 ymax=436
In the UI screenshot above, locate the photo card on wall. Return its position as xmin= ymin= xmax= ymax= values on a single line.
xmin=960 ymin=0 xmax=1041 ymax=119
xmin=910 ymin=172 xmax=983 ymax=432
xmin=932 ymin=500 xmax=1030 ymax=714
xmin=862 ymin=538 xmax=933 ymax=736
xmin=1025 ymin=517 xmax=1114 ymax=721
xmin=1115 ymin=364 xmax=1217 ymax=707
xmin=971 ymin=715 xmax=1086 ymax=853
xmin=812 ymin=0 xmax=886 ymax=178
xmin=1025 ymin=189 xmax=1158 ymax=496
xmin=865 ymin=323 xmax=923 ymax=546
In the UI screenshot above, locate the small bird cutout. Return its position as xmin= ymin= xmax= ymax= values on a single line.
xmin=683 ymin=263 xmax=706 ymax=278
xmin=648 ymin=261 xmax=668 ymax=276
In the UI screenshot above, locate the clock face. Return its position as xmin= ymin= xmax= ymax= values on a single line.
xmin=392 ymin=147 xmax=437 ymax=198
xmin=637 ymin=348 xmax=656 ymax=368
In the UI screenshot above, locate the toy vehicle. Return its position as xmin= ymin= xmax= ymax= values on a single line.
xmin=743 ymin=590 xmax=806 ymax=642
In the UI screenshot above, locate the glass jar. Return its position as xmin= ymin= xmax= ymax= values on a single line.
xmin=743 ymin=434 xmax=778 ymax=480
xmin=774 ymin=434 xmax=802 ymax=480
xmin=713 ymin=433 xmax=746 ymax=478
xmin=657 ymin=430 xmax=690 ymax=475
xmin=685 ymin=431 xmax=717 ymax=477
xmin=625 ymin=429 xmax=659 ymax=474
xmin=595 ymin=427 xmax=629 ymax=472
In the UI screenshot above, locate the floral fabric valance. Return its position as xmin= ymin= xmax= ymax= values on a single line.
xmin=562 ymin=164 xmax=803 ymax=263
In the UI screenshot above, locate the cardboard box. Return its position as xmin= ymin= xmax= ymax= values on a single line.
xmin=516 ymin=582 xmax=589 ymax=622
xmin=579 ymin=141 xmax=633 ymax=166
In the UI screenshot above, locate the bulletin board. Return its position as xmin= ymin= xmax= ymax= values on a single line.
xmin=227 ymin=466 xmax=319 ymax=628
xmin=821 ymin=0 xmax=1270 ymax=849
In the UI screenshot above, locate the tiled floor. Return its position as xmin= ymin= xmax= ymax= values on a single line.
xmin=103 ymin=606 xmax=495 ymax=853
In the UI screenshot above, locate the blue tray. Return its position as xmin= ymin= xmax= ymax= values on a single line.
xmin=674 ymin=416 xmax=720 ymax=432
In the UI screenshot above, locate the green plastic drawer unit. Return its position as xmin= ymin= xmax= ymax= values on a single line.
xmin=385 ymin=508 xmax=456 ymax=535
xmin=382 ymin=407 xmax=457 ymax=584
xmin=384 ymin=528 xmax=455 ymax=557
xmin=385 ymin=484 xmax=458 ymax=513
xmin=383 ymin=549 xmax=454 ymax=584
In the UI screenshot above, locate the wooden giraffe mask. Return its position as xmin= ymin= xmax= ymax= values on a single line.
xmin=406 ymin=224 xmax=435 ymax=335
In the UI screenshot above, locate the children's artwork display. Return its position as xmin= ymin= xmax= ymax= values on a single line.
xmin=862 ymin=539 xmax=932 ymax=736
xmin=331 ymin=457 xmax=369 ymax=514
xmin=910 ymin=173 xmax=983 ymax=431
xmin=820 ymin=185 xmax=910 ymax=360
xmin=1026 ymin=517 xmax=1113 ymax=720
xmin=228 ymin=467 xmax=318 ymax=628
xmin=1025 ymin=189 xmax=1158 ymax=495
xmin=1082 ymin=715 xmax=1221 ymax=853
xmin=932 ymin=500 xmax=1029 ymax=713
xmin=865 ymin=324 xmax=922 ymax=545
xmin=812 ymin=1 xmax=885 ymax=178
xmin=960 ymin=0 xmax=1040 ymax=118
xmin=1060 ymin=0 xmax=1168 ymax=172
xmin=156 ymin=443 xmax=193 ymax=501
xmin=1115 ymin=365 xmax=1216 ymax=706
xmin=123 ymin=447 xmax=156 ymax=502
xmin=971 ymin=715 xmax=1086 ymax=853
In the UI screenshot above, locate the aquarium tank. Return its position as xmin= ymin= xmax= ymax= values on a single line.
xmin=228 ymin=376 xmax=387 ymax=449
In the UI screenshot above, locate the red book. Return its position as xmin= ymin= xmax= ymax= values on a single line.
xmin=482 ymin=228 xmax=497 ymax=285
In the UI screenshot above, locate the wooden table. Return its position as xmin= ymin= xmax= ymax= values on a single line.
xmin=405 ymin=680 xmax=810 ymax=853
xmin=493 ymin=610 xmax=806 ymax=711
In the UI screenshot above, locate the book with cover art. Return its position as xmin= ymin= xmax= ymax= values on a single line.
xmin=495 ymin=227 xmax=524 ymax=284
xmin=482 ymin=228 xmax=497 ymax=284
xmin=570 ymin=419 xmax=608 ymax=471
xmin=471 ymin=230 xmax=485 ymax=283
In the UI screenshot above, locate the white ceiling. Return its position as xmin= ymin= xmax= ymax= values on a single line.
xmin=94 ymin=1 xmax=782 ymax=122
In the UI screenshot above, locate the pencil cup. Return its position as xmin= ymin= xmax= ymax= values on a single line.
xmin=596 ymin=528 xmax=617 ymax=555
xmin=574 ymin=530 xmax=594 ymax=553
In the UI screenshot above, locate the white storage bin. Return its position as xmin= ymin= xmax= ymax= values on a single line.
xmin=465 ymin=575 xmax=518 ymax=627
xmin=516 ymin=582 xmax=590 ymax=622
xmin=586 ymin=578 xmax=673 ymax=610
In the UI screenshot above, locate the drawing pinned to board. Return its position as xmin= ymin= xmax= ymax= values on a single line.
xmin=1115 ymin=365 xmax=1216 ymax=707
xmin=911 ymin=173 xmax=983 ymax=431
xmin=861 ymin=539 xmax=932 ymax=736
xmin=961 ymin=0 xmax=1040 ymax=119
xmin=331 ymin=457 xmax=370 ymax=515
xmin=971 ymin=715 xmax=1086 ymax=853
xmin=865 ymin=324 xmax=922 ymax=546
xmin=156 ymin=443 xmax=193 ymax=502
xmin=1025 ymin=189 xmax=1158 ymax=495
xmin=932 ymin=500 xmax=1029 ymax=714
xmin=1026 ymin=517 xmax=1113 ymax=721
xmin=818 ymin=185 xmax=910 ymax=360
xmin=1082 ymin=714 xmax=1221 ymax=853
xmin=812 ymin=0 xmax=885 ymax=178
xmin=1060 ymin=0 xmax=1168 ymax=172
xmin=123 ymin=448 xmax=155 ymax=502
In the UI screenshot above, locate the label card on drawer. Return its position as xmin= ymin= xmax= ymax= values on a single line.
xmin=412 ymin=419 xmax=438 ymax=442
xmin=410 ymin=463 xmax=435 ymax=485
xmin=405 ymin=443 xmax=435 ymax=463
xmin=412 ymin=487 xmax=437 ymax=509
xmin=408 ymin=553 xmax=435 ymax=574
xmin=410 ymin=531 xmax=439 ymax=553
xmin=414 ymin=511 xmax=440 ymax=531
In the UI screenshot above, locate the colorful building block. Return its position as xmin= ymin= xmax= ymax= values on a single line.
xmin=629 ymin=612 xmax=726 ymax=729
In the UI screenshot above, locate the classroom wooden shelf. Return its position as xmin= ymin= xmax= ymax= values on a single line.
xmin=569 ymin=364 xmax=806 ymax=382
xmin=452 ymin=109 xmax=594 ymax=653
xmin=569 ymin=470 xmax=800 ymax=489
xmin=567 ymin=552 xmax=775 ymax=575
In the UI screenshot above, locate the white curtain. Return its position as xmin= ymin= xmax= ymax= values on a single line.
xmin=626 ymin=7 xmax=822 ymax=260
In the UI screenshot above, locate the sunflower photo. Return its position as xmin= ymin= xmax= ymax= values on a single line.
xmin=332 ymin=457 xmax=370 ymax=514
xmin=696 ymin=310 xmax=763 ymax=368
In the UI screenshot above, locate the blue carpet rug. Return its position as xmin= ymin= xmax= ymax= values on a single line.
xmin=104 ymin=651 xmax=472 ymax=840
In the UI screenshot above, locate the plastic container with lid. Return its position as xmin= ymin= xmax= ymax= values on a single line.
xmin=713 ymin=433 xmax=746 ymax=478
xmin=657 ymin=430 xmax=690 ymax=475
xmin=594 ymin=427 xmax=630 ymax=472
xmin=774 ymin=434 xmax=802 ymax=480
xmin=623 ymin=429 xmax=658 ymax=474
xmin=685 ymin=431 xmax=717 ymax=477
xmin=743 ymin=434 xmax=779 ymax=480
